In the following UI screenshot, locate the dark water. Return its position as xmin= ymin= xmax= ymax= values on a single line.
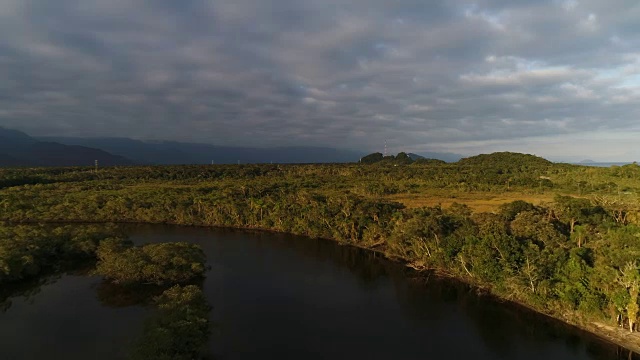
xmin=0 ymin=225 xmax=637 ymax=360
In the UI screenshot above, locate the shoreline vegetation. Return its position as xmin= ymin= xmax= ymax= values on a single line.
xmin=2 ymin=152 xmax=640 ymax=354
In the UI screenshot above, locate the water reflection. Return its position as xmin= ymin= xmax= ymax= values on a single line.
xmin=94 ymin=281 xmax=168 ymax=308
xmin=1 ymin=224 xmax=637 ymax=360
xmin=0 ymin=273 xmax=62 ymax=312
xmin=0 ymin=236 xmax=214 ymax=360
xmin=121 ymin=224 xmax=639 ymax=360
xmin=230 ymin=228 xmax=638 ymax=359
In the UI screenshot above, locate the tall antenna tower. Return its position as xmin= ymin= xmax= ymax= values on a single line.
xmin=384 ymin=140 xmax=388 ymax=157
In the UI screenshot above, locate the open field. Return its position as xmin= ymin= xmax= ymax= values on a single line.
xmin=386 ymin=191 xmax=558 ymax=212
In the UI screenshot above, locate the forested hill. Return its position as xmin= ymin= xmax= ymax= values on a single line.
xmin=0 ymin=127 xmax=133 ymax=167
xmin=457 ymin=152 xmax=553 ymax=168
xmin=360 ymin=152 xmax=448 ymax=165
xmin=359 ymin=151 xmax=547 ymax=167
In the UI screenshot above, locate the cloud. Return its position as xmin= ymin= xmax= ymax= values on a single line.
xmin=0 ymin=0 xmax=640 ymax=160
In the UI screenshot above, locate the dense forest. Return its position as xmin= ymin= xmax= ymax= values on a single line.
xmin=1 ymin=151 xmax=640 ymax=351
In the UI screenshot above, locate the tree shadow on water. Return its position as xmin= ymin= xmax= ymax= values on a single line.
xmin=391 ymin=271 xmax=640 ymax=360
xmin=0 ymin=273 xmax=62 ymax=313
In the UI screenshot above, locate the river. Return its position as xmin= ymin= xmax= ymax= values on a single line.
xmin=0 ymin=224 xmax=637 ymax=359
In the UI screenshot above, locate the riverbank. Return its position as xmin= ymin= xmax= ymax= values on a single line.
xmin=377 ymin=249 xmax=640 ymax=355
xmin=402 ymin=256 xmax=640 ymax=355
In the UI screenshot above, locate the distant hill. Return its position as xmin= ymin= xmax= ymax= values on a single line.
xmin=573 ymin=161 xmax=634 ymax=167
xmin=0 ymin=127 xmax=133 ymax=167
xmin=0 ymin=153 xmax=23 ymax=167
xmin=406 ymin=153 xmax=448 ymax=165
xmin=413 ymin=157 xmax=447 ymax=165
xmin=457 ymin=152 xmax=552 ymax=167
xmin=359 ymin=152 xmax=447 ymax=165
xmin=0 ymin=127 xmax=35 ymax=147
xmin=25 ymin=142 xmax=133 ymax=167
xmin=38 ymin=136 xmax=366 ymax=164
xmin=413 ymin=151 xmax=463 ymax=162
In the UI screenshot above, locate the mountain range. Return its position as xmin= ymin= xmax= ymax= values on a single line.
xmin=0 ymin=127 xmax=463 ymax=167
xmin=38 ymin=136 xmax=367 ymax=165
xmin=0 ymin=127 xmax=133 ymax=167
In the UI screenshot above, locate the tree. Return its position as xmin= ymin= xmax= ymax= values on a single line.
xmin=571 ymin=225 xmax=588 ymax=248
xmin=554 ymin=195 xmax=606 ymax=234
xmin=555 ymin=248 xmax=594 ymax=310
xmin=499 ymin=200 xmax=539 ymax=221
xmin=510 ymin=211 xmax=567 ymax=248
xmin=618 ymin=262 xmax=640 ymax=332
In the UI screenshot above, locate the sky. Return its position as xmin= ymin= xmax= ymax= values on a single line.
xmin=1 ymin=0 xmax=640 ymax=161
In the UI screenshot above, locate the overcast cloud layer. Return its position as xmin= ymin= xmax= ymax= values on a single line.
xmin=1 ymin=0 xmax=640 ymax=160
